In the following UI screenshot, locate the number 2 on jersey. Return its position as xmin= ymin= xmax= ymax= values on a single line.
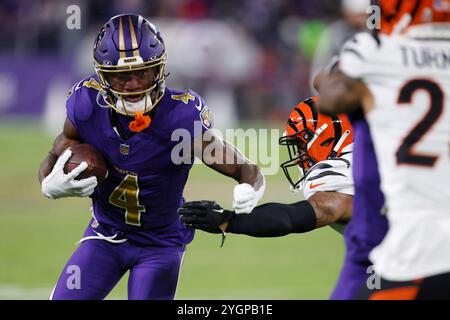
xmin=396 ymin=79 xmax=444 ymax=167
xmin=109 ymin=174 xmax=145 ymax=226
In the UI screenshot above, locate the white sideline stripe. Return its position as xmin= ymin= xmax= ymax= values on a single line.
xmin=0 ymin=284 xmax=127 ymax=300
xmin=0 ymin=285 xmax=54 ymax=299
xmin=0 ymin=283 xmax=314 ymax=300
xmin=176 ymin=287 xmax=296 ymax=300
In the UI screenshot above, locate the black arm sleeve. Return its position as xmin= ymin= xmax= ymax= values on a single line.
xmin=226 ymin=201 xmax=317 ymax=237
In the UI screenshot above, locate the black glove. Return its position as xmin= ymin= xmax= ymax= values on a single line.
xmin=178 ymin=200 xmax=235 ymax=234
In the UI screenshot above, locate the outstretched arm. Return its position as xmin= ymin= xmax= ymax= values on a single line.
xmin=179 ymin=192 xmax=352 ymax=237
xmin=225 ymin=192 xmax=352 ymax=236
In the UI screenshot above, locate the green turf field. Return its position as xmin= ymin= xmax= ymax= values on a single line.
xmin=0 ymin=122 xmax=344 ymax=299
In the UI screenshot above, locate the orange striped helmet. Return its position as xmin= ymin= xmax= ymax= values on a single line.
xmin=378 ymin=0 xmax=450 ymax=34
xmin=279 ymin=96 xmax=353 ymax=190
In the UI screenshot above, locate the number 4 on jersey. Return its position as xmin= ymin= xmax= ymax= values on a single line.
xmin=109 ymin=174 xmax=145 ymax=226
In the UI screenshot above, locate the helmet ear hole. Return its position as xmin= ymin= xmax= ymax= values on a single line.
xmin=320 ymin=137 xmax=334 ymax=147
xmin=302 ymin=129 xmax=314 ymax=141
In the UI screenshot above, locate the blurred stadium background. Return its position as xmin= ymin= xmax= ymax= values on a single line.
xmin=0 ymin=0 xmax=371 ymax=299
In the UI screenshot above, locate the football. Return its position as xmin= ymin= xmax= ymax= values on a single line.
xmin=63 ymin=143 xmax=108 ymax=184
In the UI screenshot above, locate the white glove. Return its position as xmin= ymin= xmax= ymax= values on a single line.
xmin=233 ymin=179 xmax=265 ymax=214
xmin=41 ymin=148 xmax=98 ymax=199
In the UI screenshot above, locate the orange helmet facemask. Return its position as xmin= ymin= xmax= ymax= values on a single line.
xmin=377 ymin=0 xmax=450 ymax=35
xmin=279 ymin=96 xmax=353 ymax=191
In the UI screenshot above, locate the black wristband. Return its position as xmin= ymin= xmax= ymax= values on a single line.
xmin=226 ymin=200 xmax=317 ymax=237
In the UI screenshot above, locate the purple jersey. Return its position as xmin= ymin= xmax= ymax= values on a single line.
xmin=344 ymin=110 xmax=388 ymax=263
xmin=66 ymin=76 xmax=212 ymax=247
xmin=331 ymin=110 xmax=388 ymax=299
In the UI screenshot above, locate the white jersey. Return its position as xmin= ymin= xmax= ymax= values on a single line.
xmin=339 ymin=23 xmax=450 ymax=280
xmin=302 ymin=144 xmax=354 ymax=200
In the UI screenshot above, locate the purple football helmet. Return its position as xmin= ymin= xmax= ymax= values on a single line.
xmin=93 ymin=14 xmax=167 ymax=115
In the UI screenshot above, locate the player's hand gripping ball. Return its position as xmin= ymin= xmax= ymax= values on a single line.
xmin=64 ymin=143 xmax=108 ymax=184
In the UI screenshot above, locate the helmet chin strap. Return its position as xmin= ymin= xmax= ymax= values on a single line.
xmin=289 ymin=183 xmax=302 ymax=193
xmin=115 ymin=92 xmax=154 ymax=115
xmin=112 ymin=93 xmax=155 ymax=133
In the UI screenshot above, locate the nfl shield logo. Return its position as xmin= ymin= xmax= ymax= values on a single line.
xmin=120 ymin=143 xmax=130 ymax=155
xmin=200 ymin=107 xmax=213 ymax=129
